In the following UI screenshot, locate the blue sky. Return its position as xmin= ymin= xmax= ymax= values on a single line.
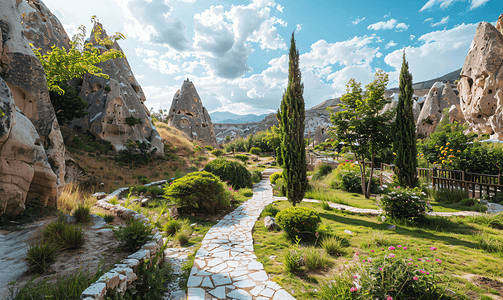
xmin=44 ymin=0 xmax=502 ymax=115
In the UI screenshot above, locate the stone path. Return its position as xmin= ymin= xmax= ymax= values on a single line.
xmin=163 ymin=244 xmax=196 ymax=300
xmin=187 ymin=179 xmax=295 ymax=300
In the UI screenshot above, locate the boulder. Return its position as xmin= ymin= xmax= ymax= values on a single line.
xmin=459 ymin=17 xmax=503 ymax=139
xmin=0 ymin=0 xmax=65 ymax=216
xmin=264 ymin=216 xmax=277 ymax=231
xmin=72 ymin=24 xmax=163 ymax=156
xmin=167 ymin=79 xmax=217 ymax=146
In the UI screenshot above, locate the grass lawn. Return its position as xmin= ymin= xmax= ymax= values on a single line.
xmin=253 ymin=200 xmax=503 ymax=300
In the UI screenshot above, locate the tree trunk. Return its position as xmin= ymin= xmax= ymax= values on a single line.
xmin=365 ymin=152 xmax=376 ymax=199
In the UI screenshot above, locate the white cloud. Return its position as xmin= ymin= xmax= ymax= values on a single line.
xmin=276 ymin=4 xmax=284 ymax=12
xmin=192 ymin=1 xmax=286 ymax=79
xmin=384 ymin=23 xmax=477 ymax=85
xmin=385 ymin=40 xmax=397 ymax=49
xmin=352 ymin=16 xmax=366 ymax=25
xmin=135 ymin=47 xmax=159 ymax=57
xmin=368 ymin=19 xmax=397 ymax=30
xmin=117 ymin=0 xmax=192 ymax=51
xmin=296 ymin=24 xmax=302 ymax=31
xmin=432 ymin=16 xmax=449 ymax=26
xmin=395 ymin=23 xmax=409 ymax=32
xmin=62 ymin=22 xmax=79 ymax=38
xmin=419 ymin=0 xmax=490 ymax=11
xmin=410 ymin=35 xmax=416 ymax=40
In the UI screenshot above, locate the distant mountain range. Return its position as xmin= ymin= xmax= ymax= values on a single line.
xmin=209 ymin=111 xmax=269 ymax=124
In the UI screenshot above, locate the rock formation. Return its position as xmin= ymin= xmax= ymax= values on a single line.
xmin=313 ymin=125 xmax=329 ymax=145
xmin=458 ymin=16 xmax=503 ymax=139
xmin=19 ymin=0 xmax=70 ymax=54
xmin=168 ymin=79 xmax=217 ymax=146
xmin=72 ymin=24 xmax=163 ymax=156
xmin=0 ymin=0 xmax=65 ymax=216
xmin=416 ymin=82 xmax=459 ymax=138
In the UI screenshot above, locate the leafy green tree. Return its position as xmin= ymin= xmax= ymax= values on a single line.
xmin=393 ymin=53 xmax=418 ymax=188
xmin=278 ymin=32 xmax=308 ymax=206
xmin=48 ymin=81 xmax=89 ymax=125
xmin=329 ymin=70 xmax=394 ymax=198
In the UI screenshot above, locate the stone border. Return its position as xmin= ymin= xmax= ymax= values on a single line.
xmin=80 ymin=180 xmax=167 ymax=300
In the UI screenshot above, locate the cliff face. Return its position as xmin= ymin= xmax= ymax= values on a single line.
xmin=167 ymin=79 xmax=217 ymax=146
xmin=72 ymin=24 xmax=164 ymax=156
xmin=0 ymin=0 xmax=65 ymax=216
xmin=458 ymin=15 xmax=503 ymax=139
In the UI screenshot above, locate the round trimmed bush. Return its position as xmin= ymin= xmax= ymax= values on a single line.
xmin=234 ymin=154 xmax=249 ymax=163
xmin=203 ymin=158 xmax=252 ymax=189
xmin=380 ymin=187 xmax=429 ymax=219
xmin=270 ymin=172 xmax=283 ymax=185
xmin=276 ymin=207 xmax=321 ymax=240
xmin=249 ymin=147 xmax=261 ymax=155
xmin=164 ymin=171 xmax=230 ymax=214
xmin=210 ymin=149 xmax=224 ymax=157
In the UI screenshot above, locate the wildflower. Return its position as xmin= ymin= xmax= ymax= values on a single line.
xmin=409 ymin=258 xmax=413 ymax=261
xmin=355 ymin=252 xmax=359 ymax=256
xmin=350 ymin=287 xmax=358 ymax=292
xmin=457 ymin=150 xmax=461 ymax=153
xmin=379 ymin=267 xmax=383 ymax=271
xmin=418 ymin=258 xmax=421 ymax=261
xmin=403 ymin=247 xmax=407 ymax=250
xmin=388 ymin=246 xmax=395 ymax=250
xmin=381 ymin=248 xmax=384 ymax=251
xmin=430 ymin=247 xmax=437 ymax=250
xmin=408 ymin=263 xmax=412 ymax=265
xmin=387 ymin=297 xmax=393 ymax=300
xmin=353 ymin=275 xmax=358 ymax=279
xmin=420 ymin=270 xmax=425 ymax=273
xmin=389 ymin=254 xmax=395 ymax=258
xmin=413 ymin=277 xmax=419 ymax=281
xmin=426 ymin=272 xmax=430 ymax=275
xmin=371 ymin=249 xmax=375 ymax=252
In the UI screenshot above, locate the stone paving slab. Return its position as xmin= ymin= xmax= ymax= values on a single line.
xmin=187 ymin=179 xmax=295 ymax=300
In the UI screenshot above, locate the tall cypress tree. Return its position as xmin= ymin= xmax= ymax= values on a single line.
xmin=278 ymin=32 xmax=308 ymax=206
xmin=394 ymin=52 xmax=417 ymax=188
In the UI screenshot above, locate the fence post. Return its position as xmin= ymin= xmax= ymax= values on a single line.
xmin=432 ymin=167 xmax=437 ymax=189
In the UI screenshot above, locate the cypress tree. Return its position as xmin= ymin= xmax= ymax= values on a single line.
xmin=393 ymin=52 xmax=417 ymax=188
xmin=278 ymin=32 xmax=308 ymax=206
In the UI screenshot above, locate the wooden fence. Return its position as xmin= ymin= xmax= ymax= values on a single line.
xmin=380 ymin=163 xmax=503 ymax=198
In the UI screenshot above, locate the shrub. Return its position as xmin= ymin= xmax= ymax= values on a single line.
xmin=262 ymin=203 xmax=280 ymax=217
xmin=340 ymin=171 xmax=362 ymax=193
xmin=321 ymin=235 xmax=346 ymax=256
xmin=43 ymin=219 xmax=85 ymax=250
xmin=26 ymin=243 xmax=58 ymax=273
xmin=303 ymin=247 xmax=333 ymax=271
xmin=175 ymin=229 xmax=190 ymax=246
xmin=139 ymin=178 xmax=150 ymax=184
xmin=460 ymin=198 xmax=477 ymax=207
xmin=72 ymin=205 xmax=91 ymax=223
xmin=103 ymin=214 xmax=115 ymax=223
xmin=234 ymin=154 xmax=249 ymax=162
xmin=203 ymin=158 xmax=252 ymax=189
xmin=205 ymin=145 xmax=214 ymax=151
xmin=270 ymin=172 xmax=283 ymax=185
xmin=164 ymin=219 xmax=182 ymax=235
xmin=283 ymin=248 xmax=303 ymax=273
xmin=125 ymin=116 xmax=142 ymax=126
xmin=210 ymin=149 xmax=224 ymax=157
xmin=249 ymin=147 xmax=261 ymax=155
xmin=276 ymin=207 xmax=321 ymax=240
xmin=239 ymin=188 xmax=254 ymax=197
xmin=164 ymin=171 xmax=230 ymax=215
xmin=312 ymin=163 xmax=333 ymax=181
xmin=432 ymin=188 xmax=468 ymax=203
xmin=251 ymin=170 xmax=261 ymax=183
xmin=108 ymin=197 xmax=119 ymax=205
xmin=380 ymin=187 xmax=430 ymax=219
xmin=320 ymin=201 xmax=331 ymax=210
xmin=113 ymin=219 xmax=154 ymax=252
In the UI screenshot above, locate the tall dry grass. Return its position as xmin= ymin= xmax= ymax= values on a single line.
xmin=58 ymin=183 xmax=96 ymax=214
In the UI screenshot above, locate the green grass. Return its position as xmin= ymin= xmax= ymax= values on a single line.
xmin=253 ymin=200 xmax=503 ymax=300
xmin=305 ymin=187 xmax=378 ymax=209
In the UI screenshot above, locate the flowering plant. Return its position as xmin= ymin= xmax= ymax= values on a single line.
xmin=380 ymin=187 xmax=431 ymax=219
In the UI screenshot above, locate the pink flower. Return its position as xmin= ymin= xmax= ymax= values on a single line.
xmin=353 ymin=275 xmax=358 ymax=279
xmin=426 ymin=272 xmax=430 ymax=275
xmin=420 ymin=270 xmax=425 ymax=273
xmin=229 ymin=188 xmax=232 ymax=191
xmin=409 ymin=258 xmax=413 ymax=261
xmin=355 ymin=252 xmax=359 ymax=256
xmin=437 ymin=260 xmax=442 ymax=264
xmin=389 ymin=254 xmax=395 ymax=258
xmin=413 ymin=277 xmax=419 ymax=281
xmin=381 ymin=248 xmax=385 ymax=251
xmin=387 ymin=297 xmax=393 ymax=300
xmin=430 ymin=247 xmax=437 ymax=250
xmin=379 ymin=267 xmax=383 ymax=271
xmin=371 ymin=249 xmax=375 ymax=252
xmin=408 ymin=263 xmax=412 ymax=265
xmin=418 ymin=258 xmax=421 ymax=261
xmin=403 ymin=247 xmax=407 ymax=250
xmin=362 ymin=260 xmax=366 ymax=262
xmin=397 ymin=245 xmax=402 ymax=248
xmin=350 ymin=287 xmax=358 ymax=292
xmin=388 ymin=246 xmax=395 ymax=250
xmin=416 ymin=248 xmax=419 ymax=251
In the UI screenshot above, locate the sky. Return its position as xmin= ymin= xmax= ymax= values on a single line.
xmin=44 ymin=0 xmax=502 ymax=115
